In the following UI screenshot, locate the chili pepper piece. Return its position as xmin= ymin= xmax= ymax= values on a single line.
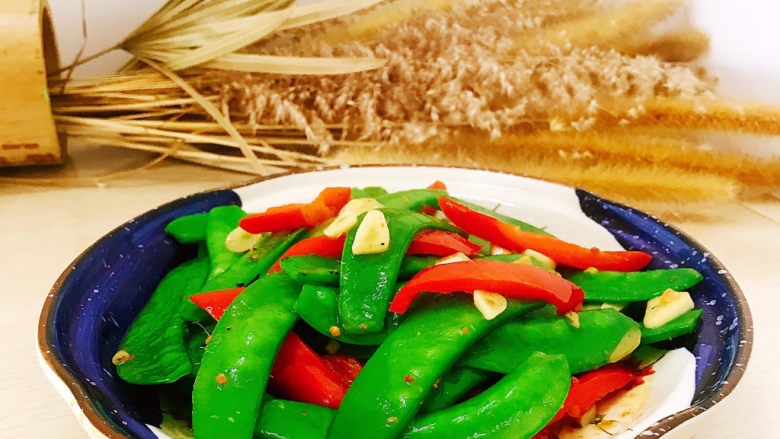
xmin=439 ymin=197 xmax=652 ymax=271
xmin=326 ymin=297 xmax=542 ymax=439
xmin=323 ymin=355 xmax=364 ymax=387
xmin=406 ymin=230 xmax=483 ymax=256
xmin=388 ymin=260 xmax=583 ymax=315
xmin=567 ymin=268 xmax=703 ymax=302
xmin=403 ymin=353 xmax=570 ymax=439
xmin=240 ymin=187 xmax=351 ymax=233
xmin=165 ymin=212 xmax=208 ymax=243
xmin=192 ymin=272 xmax=302 ymax=439
xmin=189 ymin=287 xmax=244 ymax=321
xmin=452 ymin=198 xmax=553 ymax=237
xmin=338 ymin=208 xmax=460 ymax=333
xmin=116 ymin=257 xmax=209 ymax=384
xmin=269 ymin=235 xmax=346 ymax=273
xmin=557 ymin=363 xmax=645 ymax=421
xmin=427 ymin=181 xmax=447 ymax=190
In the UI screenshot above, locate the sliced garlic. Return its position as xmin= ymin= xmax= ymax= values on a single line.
xmin=225 ymin=226 xmax=262 ymax=252
xmin=489 ymin=245 xmax=511 ymax=255
xmin=435 ymin=252 xmax=470 ymax=265
xmin=643 ymin=289 xmax=694 ymax=329
xmin=323 ymin=198 xmax=384 ymax=238
xmin=351 ymin=210 xmax=390 ymax=255
xmin=564 ymin=311 xmax=580 ymax=328
xmin=473 ymin=289 xmax=507 ymax=320
xmin=601 ymin=302 xmax=626 ymax=311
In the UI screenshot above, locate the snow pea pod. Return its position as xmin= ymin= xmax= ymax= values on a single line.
xmin=256 ymin=399 xmax=336 ymax=439
xmin=295 ymin=284 xmax=401 ymax=346
xmin=327 ymin=296 xmax=542 ymax=439
xmin=641 ymin=309 xmax=703 ymax=344
xmin=192 ymin=272 xmax=302 ymax=439
xmin=338 ymin=209 xmax=458 ymax=333
xmin=282 ymin=254 xmax=438 ymax=286
xmin=376 ymin=189 xmax=448 ymax=211
xmin=419 ymin=367 xmax=493 ymax=414
xmin=478 ymin=253 xmax=555 ymax=271
xmin=453 ymin=198 xmax=553 ymax=237
xmin=352 ymin=186 xmax=389 ymax=199
xmin=180 ymin=230 xmax=306 ymax=322
xmin=164 ymin=212 xmax=208 ymax=243
xmin=205 ymin=205 xmax=246 ymax=280
xmin=461 ymin=308 xmax=640 ymax=374
xmin=404 ymin=352 xmax=570 ymax=439
xmin=115 ymin=257 xmax=209 ymax=384
xmin=567 ymin=268 xmax=703 ymax=302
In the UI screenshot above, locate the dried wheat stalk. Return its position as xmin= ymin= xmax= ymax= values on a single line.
xmin=45 ymin=0 xmax=780 ymax=207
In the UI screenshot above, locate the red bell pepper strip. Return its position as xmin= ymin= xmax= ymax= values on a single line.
xmin=188 ymin=287 xmax=244 ymax=321
xmin=387 ymin=260 xmax=584 ymax=314
xmin=438 ymin=197 xmax=652 ymax=272
xmin=550 ymin=363 xmax=650 ymax=424
xmin=406 ymin=230 xmax=483 ymax=257
xmin=427 ymin=181 xmax=447 ymax=190
xmin=268 ymin=235 xmax=346 ymax=273
xmin=270 ymin=332 xmax=349 ymax=408
xmin=323 ymin=355 xmax=364 ymax=387
xmin=239 ymin=187 xmax=351 ymax=234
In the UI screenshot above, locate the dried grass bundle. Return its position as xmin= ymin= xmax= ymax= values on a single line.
xmin=47 ymin=0 xmax=780 ymax=208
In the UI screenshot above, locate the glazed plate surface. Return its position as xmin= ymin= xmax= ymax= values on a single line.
xmin=38 ymin=166 xmax=752 ymax=439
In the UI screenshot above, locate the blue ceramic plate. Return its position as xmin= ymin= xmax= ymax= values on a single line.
xmin=38 ymin=166 xmax=752 ymax=439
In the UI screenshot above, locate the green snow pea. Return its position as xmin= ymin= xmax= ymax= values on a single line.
xmin=192 ymin=272 xmax=302 ymax=439
xmin=205 ymin=205 xmax=246 ymax=281
xmin=295 ymin=284 xmax=402 ymax=345
xmin=327 ymin=296 xmax=541 ymax=439
xmin=256 ymin=399 xmax=336 ymax=439
xmin=567 ymin=268 xmax=703 ymax=302
xmin=641 ymin=309 xmax=703 ymax=344
xmin=338 ymin=209 xmax=458 ymax=333
xmin=164 ymin=212 xmax=208 ymax=244
xmin=352 ymin=186 xmax=389 ymax=199
xmin=478 ymin=253 xmax=556 ymax=272
xmin=461 ymin=308 xmax=641 ymax=374
xmin=281 ymin=254 xmax=437 ymax=286
xmin=116 ymin=257 xmax=209 ymax=384
xmin=180 ymin=230 xmax=306 ymax=322
xmin=419 ymin=367 xmax=493 ymax=414
xmin=404 ymin=353 xmax=570 ymax=439
xmin=453 ymin=198 xmax=553 ymax=237
xmin=376 ymin=189 xmax=448 ymax=211
xmin=631 ymin=345 xmax=668 ymax=368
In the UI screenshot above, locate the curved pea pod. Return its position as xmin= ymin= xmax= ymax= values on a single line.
xmin=376 ymin=189 xmax=448 ymax=211
xmin=326 ymin=296 xmax=542 ymax=439
xmin=256 ymin=399 xmax=336 ymax=439
xmin=192 ymin=272 xmax=302 ymax=439
xmin=281 ymin=254 xmax=438 ymax=286
xmin=566 ymin=268 xmax=703 ymax=302
xmin=351 ymin=186 xmax=389 ymax=199
xmin=165 ymin=212 xmax=208 ymax=243
xmin=452 ymin=198 xmax=554 ymax=237
xmin=180 ymin=230 xmax=306 ymax=322
xmin=404 ymin=352 xmax=570 ymax=439
xmin=295 ymin=284 xmax=401 ymax=345
xmin=460 ymin=308 xmax=641 ymax=374
xmin=338 ymin=208 xmax=459 ymax=333
xmin=115 ymin=257 xmax=208 ymax=384
xmin=419 ymin=367 xmax=493 ymax=414
xmin=205 ymin=205 xmax=247 ymax=280
xmin=641 ymin=308 xmax=703 ymax=344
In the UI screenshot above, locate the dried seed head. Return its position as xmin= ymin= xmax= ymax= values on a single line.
xmin=329 ymin=326 xmax=342 ymax=337
xmin=112 ymin=350 xmax=132 ymax=365
xmin=205 ymin=335 xmax=213 ymax=345
xmin=216 ymin=373 xmax=228 ymax=385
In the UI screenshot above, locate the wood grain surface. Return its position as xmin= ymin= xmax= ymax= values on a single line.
xmin=1 ymin=146 xmax=778 ymax=438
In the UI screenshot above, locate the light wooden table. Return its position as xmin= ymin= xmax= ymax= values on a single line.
xmin=1 ymin=146 xmax=779 ymax=438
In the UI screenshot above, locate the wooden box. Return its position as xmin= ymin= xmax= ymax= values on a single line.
xmin=0 ymin=0 xmax=64 ymax=167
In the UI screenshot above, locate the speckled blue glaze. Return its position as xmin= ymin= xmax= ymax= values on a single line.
xmin=39 ymin=174 xmax=750 ymax=439
xmin=42 ymin=189 xmax=241 ymax=439
xmin=576 ymin=189 xmax=748 ymax=408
